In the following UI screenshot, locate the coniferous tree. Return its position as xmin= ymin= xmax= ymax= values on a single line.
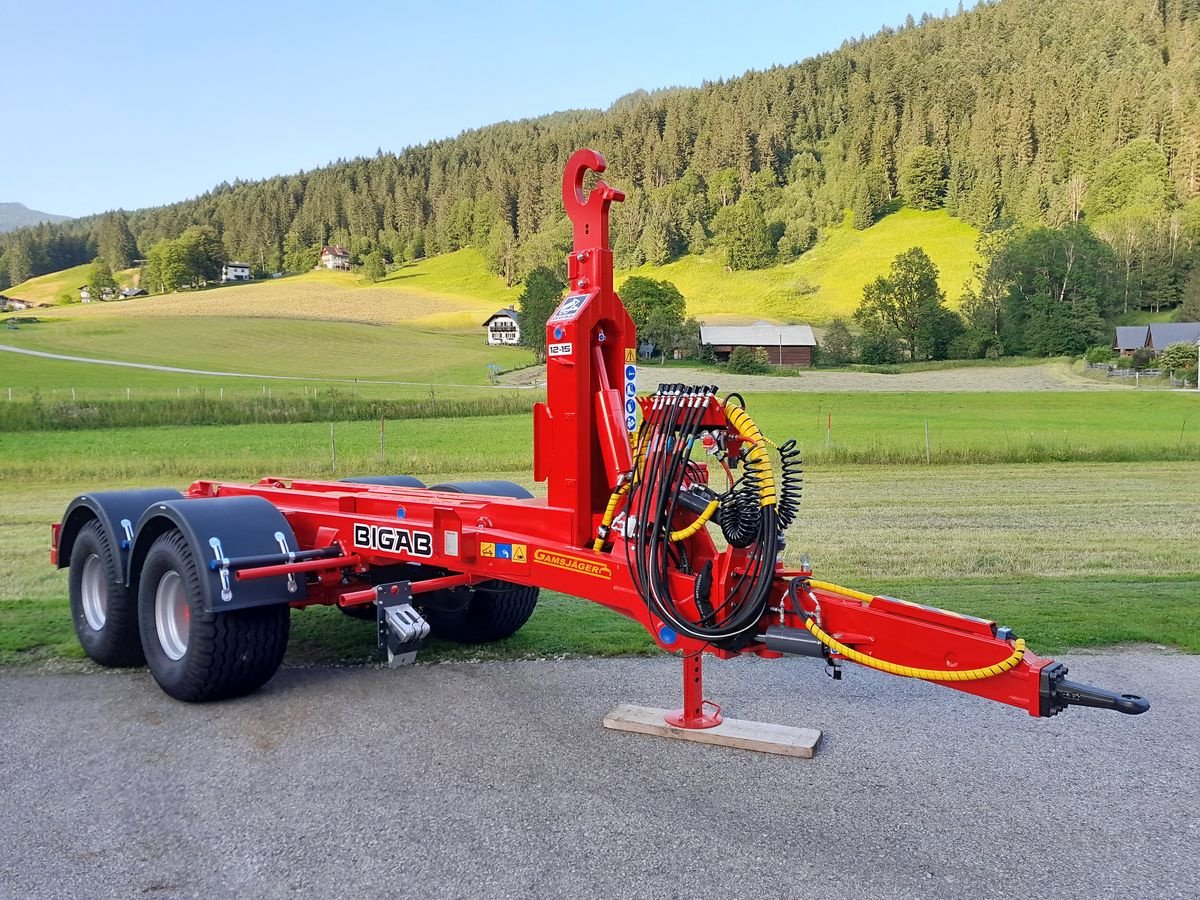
xmin=96 ymin=212 xmax=137 ymax=270
xmin=899 ymin=147 xmax=947 ymax=209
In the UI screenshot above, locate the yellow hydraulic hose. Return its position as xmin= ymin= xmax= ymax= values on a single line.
xmin=592 ymin=483 xmax=630 ymax=551
xmin=807 ymin=579 xmax=877 ymax=605
xmin=796 ymin=579 xmax=1024 ymax=680
xmin=669 ymin=499 xmax=719 ymax=542
xmin=802 ymin=616 xmax=1026 ymax=682
xmin=723 ymin=399 xmax=777 ymax=507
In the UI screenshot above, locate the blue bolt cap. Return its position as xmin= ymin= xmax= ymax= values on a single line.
xmin=658 ymin=625 xmax=678 ymax=645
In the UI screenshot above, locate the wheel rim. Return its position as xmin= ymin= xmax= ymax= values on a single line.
xmin=80 ymin=553 xmax=107 ymax=631
xmin=154 ymin=570 xmax=190 ymax=661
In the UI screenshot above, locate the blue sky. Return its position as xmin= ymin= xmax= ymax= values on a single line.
xmin=2 ymin=0 xmax=940 ymax=217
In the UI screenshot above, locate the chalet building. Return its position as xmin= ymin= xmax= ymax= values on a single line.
xmin=1112 ymin=325 xmax=1149 ymax=356
xmin=120 ymin=287 xmax=147 ymax=298
xmin=699 ymin=323 xmax=818 ymax=367
xmin=221 ymin=262 xmax=252 ymax=283
xmin=483 ymin=307 xmax=521 ymax=345
xmin=320 ymin=245 xmax=351 ymax=271
xmin=1113 ymin=323 xmax=1200 ymax=355
xmin=78 ymin=284 xmax=117 ymax=302
xmin=1148 ymin=322 xmax=1200 ymax=352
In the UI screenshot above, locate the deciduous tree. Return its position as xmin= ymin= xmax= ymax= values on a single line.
xmin=517 ymin=267 xmax=565 ymax=363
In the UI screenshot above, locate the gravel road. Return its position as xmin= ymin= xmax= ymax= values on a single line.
xmin=1 ymin=652 xmax=1195 ymax=899
xmin=499 ymin=361 xmax=1129 ymax=391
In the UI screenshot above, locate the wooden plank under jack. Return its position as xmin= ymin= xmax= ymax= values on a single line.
xmin=603 ymin=704 xmax=822 ymax=758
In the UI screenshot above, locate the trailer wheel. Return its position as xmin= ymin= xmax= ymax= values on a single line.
xmin=339 ymin=475 xmax=427 ymax=488
xmin=420 ymin=481 xmax=539 ymax=643
xmin=423 ymin=580 xmax=539 ymax=644
xmin=68 ymin=519 xmax=145 ymax=667
xmin=137 ymin=529 xmax=290 ymax=702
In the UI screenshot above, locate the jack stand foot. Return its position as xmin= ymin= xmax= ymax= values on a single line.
xmin=602 ymin=652 xmax=823 ymax=757
xmin=664 ymin=652 xmax=722 ymax=729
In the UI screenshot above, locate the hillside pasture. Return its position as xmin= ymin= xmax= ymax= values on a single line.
xmin=7 ymin=211 xmax=978 ymax=330
xmin=620 ymin=208 xmax=980 ymax=324
xmin=4 ymin=263 xmax=139 ymax=305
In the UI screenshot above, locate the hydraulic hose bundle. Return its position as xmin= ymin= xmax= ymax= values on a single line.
xmin=619 ymin=385 xmax=800 ymax=646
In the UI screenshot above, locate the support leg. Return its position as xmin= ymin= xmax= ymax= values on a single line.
xmin=665 ymin=652 xmax=723 ymax=729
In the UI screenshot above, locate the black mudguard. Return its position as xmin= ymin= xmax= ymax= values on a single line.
xmin=57 ymin=489 xmax=185 ymax=577
xmin=129 ymin=496 xmax=307 ymax=613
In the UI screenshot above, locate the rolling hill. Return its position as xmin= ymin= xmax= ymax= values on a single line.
xmin=8 ymin=206 xmax=979 ymax=328
xmin=3 ymin=263 xmax=137 ymax=305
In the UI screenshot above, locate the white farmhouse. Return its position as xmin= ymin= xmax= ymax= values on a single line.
xmin=320 ymin=245 xmax=351 ymax=271
xmin=221 ymin=262 xmax=252 ymax=283
xmin=482 ymin=307 xmax=521 ymax=345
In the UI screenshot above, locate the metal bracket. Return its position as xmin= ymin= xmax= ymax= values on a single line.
xmin=274 ymin=531 xmax=298 ymax=594
xmin=119 ymin=518 xmax=135 ymax=550
xmin=375 ymin=581 xmax=430 ymax=668
xmin=208 ymin=536 xmax=233 ymax=602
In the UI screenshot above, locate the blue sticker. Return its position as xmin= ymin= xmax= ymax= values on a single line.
xmin=625 ymin=365 xmax=636 ymax=380
xmin=625 ymin=415 xmax=637 ymax=430
xmin=549 ymin=293 xmax=589 ymax=323
xmin=395 ymin=506 xmax=406 ymax=519
xmin=553 ymin=326 xmax=564 ymax=340
xmin=496 ymin=543 xmax=512 ymax=559
xmin=626 ymin=399 xmax=637 ymax=415
xmin=625 ymin=382 xmax=636 ymax=397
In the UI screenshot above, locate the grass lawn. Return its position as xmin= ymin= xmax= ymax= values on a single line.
xmin=4 ymin=391 xmax=1197 ymax=482
xmin=620 ymin=208 xmax=980 ymax=324
xmin=2 ymin=460 xmax=1198 ymax=667
xmin=0 ymin=316 xmax=533 ymax=393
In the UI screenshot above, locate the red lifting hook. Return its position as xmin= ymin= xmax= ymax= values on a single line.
xmin=562 ymin=148 xmax=625 ymax=253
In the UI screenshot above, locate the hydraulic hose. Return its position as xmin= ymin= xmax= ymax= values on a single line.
xmin=669 ymin=499 xmax=718 ymax=542
xmin=723 ymin=399 xmax=777 ymax=507
xmin=801 ymin=616 xmax=1027 ymax=681
xmin=593 ymin=482 xmax=630 ymax=551
xmin=788 ymin=578 xmax=1026 ymax=681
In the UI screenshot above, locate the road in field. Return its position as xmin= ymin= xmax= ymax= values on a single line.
xmin=1 ymin=343 xmax=1138 ymax=393
xmin=502 ymin=361 xmax=1132 ymax=391
xmin=1 ymin=652 xmax=1193 ymax=899
xmin=0 ymin=344 xmax=534 ymax=390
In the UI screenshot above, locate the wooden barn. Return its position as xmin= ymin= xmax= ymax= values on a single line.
xmin=699 ymin=324 xmax=817 ymax=367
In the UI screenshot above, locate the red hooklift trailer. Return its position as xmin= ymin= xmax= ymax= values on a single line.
xmin=51 ymin=149 xmax=1148 ymax=745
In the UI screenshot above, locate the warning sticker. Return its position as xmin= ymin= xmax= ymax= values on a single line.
xmin=480 ymin=541 xmax=527 ymax=562
xmin=548 ymin=342 xmax=573 ymax=357
xmin=625 ymin=347 xmax=636 ymax=364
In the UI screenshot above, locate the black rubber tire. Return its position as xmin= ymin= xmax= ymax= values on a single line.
xmin=68 ymin=519 xmax=145 ymax=667
xmin=424 ymin=580 xmax=539 ymax=644
xmin=420 ymin=480 xmax=538 ymax=643
xmin=339 ymin=475 xmax=426 ymax=488
xmin=426 ymin=480 xmax=533 ymax=499
xmin=137 ymin=529 xmax=290 ymax=702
